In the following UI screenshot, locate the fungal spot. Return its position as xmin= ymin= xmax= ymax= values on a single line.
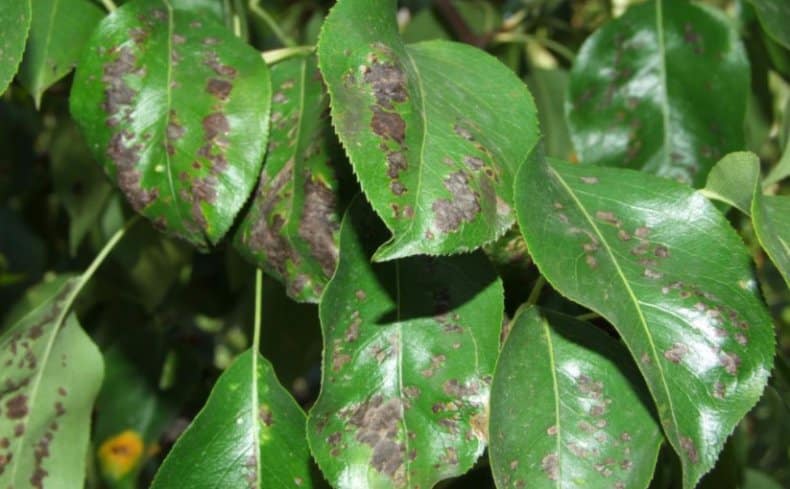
xmin=345 ymin=396 xmax=405 ymax=483
xmin=332 ymin=353 xmax=351 ymax=372
xmin=595 ymin=211 xmax=621 ymax=227
xmin=299 ymin=177 xmax=340 ymax=277
xmin=203 ymin=37 xmax=221 ymax=46
xmin=371 ymin=109 xmax=406 ymax=143
xmin=586 ymin=255 xmax=598 ymax=268
xmin=634 ymin=227 xmax=649 ymax=238
xmin=345 ymin=312 xmax=361 ymax=343
xmin=386 ymin=151 xmax=407 ymax=179
xmin=581 ymin=176 xmax=599 ymax=184
xmin=617 ymin=230 xmax=631 ymax=241
xmin=203 ymin=51 xmax=237 ymax=78
xmin=5 ymin=394 xmax=28 ymax=419
xmin=664 ymin=343 xmax=688 ymax=364
xmin=654 ymin=245 xmax=669 ymax=258
xmin=206 ymin=78 xmax=232 ymax=100
xmin=390 ymin=181 xmax=406 ymax=195
xmin=713 ymin=381 xmax=726 ymax=399
xmin=542 ymin=453 xmax=559 ymax=480
xmin=272 ymin=92 xmax=288 ymax=104
xmin=442 ymin=447 xmax=459 ymax=465
xmin=643 ymin=269 xmax=662 ymax=280
xmin=432 ymin=171 xmax=480 ymax=233
xmin=172 ymin=33 xmax=185 ymax=45
xmin=547 ymin=425 xmax=557 ymax=436
xmin=463 ymin=155 xmax=485 ymax=171
xmin=98 ymin=430 xmax=144 ymax=480
xmin=355 ymin=290 xmax=366 ymax=301
xmin=719 ymin=351 xmax=740 ymax=375
xmin=679 ymin=436 xmax=699 ymax=464
xmin=442 ymin=379 xmax=479 ymax=398
xmin=259 ymin=405 xmax=273 ymax=426
xmin=734 ymin=333 xmax=747 ymax=345
xmin=363 ymin=56 xmax=408 ymax=109
xmin=203 ymin=113 xmax=229 ymax=140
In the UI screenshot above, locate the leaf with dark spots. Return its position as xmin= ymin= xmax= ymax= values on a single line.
xmin=0 ymin=279 xmax=103 ymax=489
xmin=70 ymin=0 xmax=271 ymax=250
xmin=18 ymin=0 xmax=103 ymax=107
xmin=307 ymin=198 xmax=503 ymax=489
xmin=0 ymin=1 xmax=31 ymax=96
xmin=490 ymin=307 xmax=662 ymax=489
xmin=235 ymin=54 xmax=341 ymax=304
xmin=566 ymin=0 xmax=749 ymax=187
xmin=515 ymin=154 xmax=775 ymax=488
xmin=150 ymin=350 xmax=316 ymax=489
xmin=317 ymin=0 xmax=539 ymax=261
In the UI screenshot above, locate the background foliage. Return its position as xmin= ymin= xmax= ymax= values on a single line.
xmin=0 ymin=0 xmax=788 ymax=488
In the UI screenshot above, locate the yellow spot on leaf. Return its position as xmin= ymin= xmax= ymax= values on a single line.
xmin=98 ymin=430 xmax=144 ymax=480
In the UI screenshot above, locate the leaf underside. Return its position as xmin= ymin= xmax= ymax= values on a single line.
xmin=566 ymin=0 xmax=749 ymax=187
xmin=318 ymin=0 xmax=539 ymax=261
xmin=70 ymin=0 xmax=271 ymax=250
xmin=308 ymin=198 xmax=503 ymax=489
xmin=515 ymin=154 xmax=775 ymax=488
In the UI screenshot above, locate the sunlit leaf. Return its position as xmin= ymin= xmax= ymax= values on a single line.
xmin=70 ymin=0 xmax=271 ymax=249
xmin=490 ymin=307 xmax=662 ymax=489
xmin=515 ymin=153 xmax=775 ymax=488
xmin=318 ymin=0 xmax=539 ymax=261
xmin=566 ymin=0 xmax=749 ymax=186
xmin=0 ymin=0 xmax=31 ymax=95
xmin=235 ymin=54 xmax=340 ymax=303
xmin=18 ymin=0 xmax=103 ymax=107
xmin=151 ymin=349 xmax=315 ymax=488
xmin=0 ymin=279 xmax=104 ymax=489
xmin=308 ymin=198 xmax=503 ymax=489
xmin=701 ymin=151 xmax=760 ymax=214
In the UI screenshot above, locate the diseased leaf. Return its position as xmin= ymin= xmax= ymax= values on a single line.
xmin=701 ymin=151 xmax=760 ymax=214
xmin=749 ymin=0 xmax=790 ymax=50
xmin=0 ymin=279 xmax=104 ymax=489
xmin=307 ymin=198 xmax=503 ymax=489
xmin=150 ymin=349 xmax=314 ymax=488
xmin=318 ymin=0 xmax=539 ymax=261
xmin=489 ymin=307 xmax=662 ymax=489
xmin=566 ymin=0 xmax=749 ymax=186
xmin=702 ymin=152 xmax=790 ymax=287
xmin=0 ymin=0 xmax=31 ymax=95
xmin=235 ymin=55 xmax=341 ymax=303
xmin=18 ymin=0 xmax=104 ymax=107
xmin=70 ymin=0 xmax=271 ymax=249
xmin=515 ymin=154 xmax=775 ymax=488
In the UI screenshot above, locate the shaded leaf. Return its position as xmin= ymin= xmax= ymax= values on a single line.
xmin=566 ymin=0 xmax=749 ymax=186
xmin=235 ymin=55 xmax=341 ymax=303
xmin=753 ymin=194 xmax=790 ymax=288
xmin=307 ymin=198 xmax=503 ymax=489
xmin=318 ymin=0 xmax=539 ymax=261
xmin=18 ymin=0 xmax=103 ymax=107
xmin=150 ymin=349 xmax=314 ymax=488
xmin=70 ymin=0 xmax=271 ymax=249
xmin=0 ymin=0 xmax=31 ymax=95
xmin=526 ymin=67 xmax=573 ymax=161
xmin=515 ymin=154 xmax=775 ymax=488
xmin=0 ymin=279 xmax=104 ymax=489
xmin=50 ymin=122 xmax=114 ymax=255
xmin=489 ymin=307 xmax=662 ymax=489
xmin=749 ymin=0 xmax=790 ymax=50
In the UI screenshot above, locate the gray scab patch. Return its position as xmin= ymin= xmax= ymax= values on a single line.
xmin=581 ymin=176 xmax=599 ymax=184
xmin=206 ymin=78 xmax=232 ymax=100
xmin=363 ymin=57 xmax=408 ymax=109
xmin=298 ymin=177 xmax=339 ymax=277
xmin=203 ymin=113 xmax=230 ymax=140
xmin=204 ymin=51 xmax=237 ymax=78
xmin=680 ymin=436 xmax=699 ymax=464
xmin=371 ymin=108 xmax=406 ymax=143
xmin=542 ymin=453 xmax=559 ymax=480
xmin=345 ymin=396 xmax=405 ymax=484
xmin=107 ymin=132 xmax=158 ymax=211
xmin=664 ymin=343 xmax=688 ymax=364
xmin=432 ymin=171 xmax=480 ymax=233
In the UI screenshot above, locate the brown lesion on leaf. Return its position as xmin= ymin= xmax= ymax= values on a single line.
xmin=683 ymin=23 xmax=704 ymax=55
xmin=342 ymin=396 xmax=406 ymax=485
xmin=206 ymin=78 xmax=232 ymax=101
xmin=298 ymin=176 xmax=340 ymax=278
xmin=679 ymin=435 xmax=699 ymax=464
xmin=432 ymin=171 xmax=481 ymax=233
xmin=541 ymin=452 xmax=559 ymax=480
xmin=664 ymin=343 xmax=688 ymax=364
xmin=259 ymin=404 xmax=273 ymax=427
xmin=203 ymin=51 xmax=238 ymax=78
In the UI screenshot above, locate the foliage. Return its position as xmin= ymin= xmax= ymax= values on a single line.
xmin=0 ymin=0 xmax=788 ymax=488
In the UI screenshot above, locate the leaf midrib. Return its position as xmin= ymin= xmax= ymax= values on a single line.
xmin=542 ymin=316 xmax=563 ymax=488
xmin=655 ymin=0 xmax=674 ymax=169
xmin=548 ymin=165 xmax=682 ymax=451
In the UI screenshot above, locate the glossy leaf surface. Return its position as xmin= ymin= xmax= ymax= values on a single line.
xmin=151 ymin=349 xmax=314 ymax=488
xmin=70 ymin=0 xmax=271 ymax=249
xmin=566 ymin=0 xmax=749 ymax=186
xmin=515 ymin=155 xmax=775 ymax=488
xmin=0 ymin=279 xmax=104 ymax=489
xmin=18 ymin=0 xmax=103 ymax=107
xmin=749 ymin=0 xmax=790 ymax=49
xmin=0 ymin=0 xmax=31 ymax=95
xmin=490 ymin=307 xmax=662 ymax=489
xmin=701 ymin=151 xmax=760 ymax=214
xmin=235 ymin=55 xmax=340 ymax=303
xmin=308 ymin=198 xmax=503 ymax=488
xmin=318 ymin=0 xmax=539 ymax=261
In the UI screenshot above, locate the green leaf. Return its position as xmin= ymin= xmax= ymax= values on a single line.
xmin=753 ymin=194 xmax=790 ymax=288
xmin=489 ymin=307 xmax=662 ymax=489
xmin=0 ymin=0 xmax=31 ymax=96
xmin=150 ymin=349 xmax=315 ymax=488
xmin=0 ymin=279 xmax=104 ymax=489
xmin=526 ymin=67 xmax=573 ymax=161
xmin=749 ymin=0 xmax=790 ymax=50
xmin=317 ymin=0 xmax=539 ymax=261
xmin=515 ymin=154 xmax=775 ymax=488
xmin=70 ymin=0 xmax=271 ymax=249
xmin=50 ymin=122 xmax=114 ymax=255
xmin=701 ymin=151 xmax=760 ymax=214
xmin=235 ymin=55 xmax=341 ymax=303
xmin=566 ymin=0 xmax=749 ymax=187
xmin=18 ymin=0 xmax=104 ymax=107
xmin=307 ymin=198 xmax=503 ymax=489
xmin=701 ymin=151 xmax=790 ymax=287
